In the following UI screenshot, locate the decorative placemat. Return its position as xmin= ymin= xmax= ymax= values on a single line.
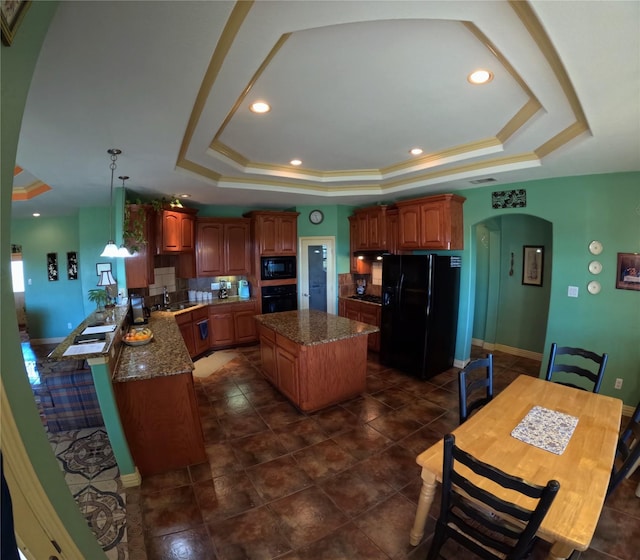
xmin=511 ymin=406 xmax=579 ymax=455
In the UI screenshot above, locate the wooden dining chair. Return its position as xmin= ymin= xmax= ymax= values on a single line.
xmin=545 ymin=343 xmax=608 ymax=393
xmin=458 ymin=354 xmax=493 ymax=424
xmin=427 ymin=434 xmax=560 ymax=560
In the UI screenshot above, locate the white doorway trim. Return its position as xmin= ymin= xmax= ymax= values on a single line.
xmin=299 ymin=236 xmax=336 ymax=314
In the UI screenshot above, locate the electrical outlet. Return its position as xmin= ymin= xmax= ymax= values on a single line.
xmin=211 ymin=282 xmax=220 ymax=290
xmin=614 ymin=378 xmax=623 ymax=389
xmin=67 ymin=322 xmax=72 ymax=329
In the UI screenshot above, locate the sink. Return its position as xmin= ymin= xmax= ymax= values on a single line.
xmin=164 ymin=303 xmax=199 ymax=312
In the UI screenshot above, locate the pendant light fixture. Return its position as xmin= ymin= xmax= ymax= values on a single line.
xmin=101 ymin=148 xmax=121 ymax=257
xmin=117 ymin=175 xmax=134 ymax=257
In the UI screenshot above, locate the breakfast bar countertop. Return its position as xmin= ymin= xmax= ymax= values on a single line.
xmin=114 ymin=314 xmax=193 ymax=383
xmin=254 ymin=308 xmax=379 ymax=346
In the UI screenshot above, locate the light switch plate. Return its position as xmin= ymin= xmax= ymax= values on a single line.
xmin=568 ymin=286 xmax=579 ymax=297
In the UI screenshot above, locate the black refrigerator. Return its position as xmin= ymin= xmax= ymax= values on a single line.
xmin=380 ymin=254 xmax=461 ymax=379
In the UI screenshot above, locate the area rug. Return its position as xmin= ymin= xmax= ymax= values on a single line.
xmin=192 ymin=350 xmax=240 ymax=378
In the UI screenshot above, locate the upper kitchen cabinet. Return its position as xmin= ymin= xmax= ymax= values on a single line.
xmin=396 ymin=194 xmax=466 ymax=250
xmin=244 ymin=211 xmax=299 ymax=256
xmin=124 ymin=204 xmax=156 ymax=289
xmin=386 ymin=208 xmax=399 ymax=255
xmin=354 ymin=205 xmax=389 ymax=251
xmin=349 ymin=216 xmax=370 ymax=274
xmin=195 ymin=218 xmax=251 ymax=277
xmin=156 ymin=207 xmax=198 ymax=253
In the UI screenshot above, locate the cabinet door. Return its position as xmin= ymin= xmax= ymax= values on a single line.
xmin=181 ymin=214 xmax=195 ymax=250
xmin=356 ymin=213 xmax=369 ymax=250
xmin=260 ymin=334 xmax=277 ymax=384
xmin=125 ymin=205 xmax=155 ymax=288
xmin=178 ymin=321 xmax=196 ymax=357
xmin=278 ymin=215 xmax=298 ymax=255
xmin=234 ymin=309 xmax=257 ymax=344
xmin=258 ymin=215 xmax=278 ymax=255
xmin=225 ymin=222 xmax=250 ymax=275
xmin=160 ymin=211 xmax=182 ymax=252
xmin=210 ymin=311 xmax=235 ymax=347
xmin=360 ymin=307 xmax=380 ymax=352
xmin=345 ymin=306 xmax=360 ymax=322
xmin=419 ymin=201 xmax=448 ymax=249
xmin=398 ymin=205 xmax=421 ymax=249
xmin=196 ymin=221 xmax=224 ymax=277
xmin=386 ymin=210 xmax=398 ymax=255
xmin=367 ymin=209 xmax=385 ymax=249
xmin=276 ymin=347 xmax=299 ymax=403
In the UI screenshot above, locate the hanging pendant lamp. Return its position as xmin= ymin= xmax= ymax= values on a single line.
xmin=101 ymin=148 xmax=121 ymax=257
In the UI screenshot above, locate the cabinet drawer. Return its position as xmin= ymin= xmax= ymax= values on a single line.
xmin=175 ymin=311 xmax=192 ymax=326
xmin=192 ymin=306 xmax=208 ymax=321
xmin=259 ymin=324 xmax=276 ymax=343
xmin=276 ymin=333 xmax=299 ymax=357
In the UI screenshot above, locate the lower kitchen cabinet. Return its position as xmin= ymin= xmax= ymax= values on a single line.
xmin=175 ymin=307 xmax=209 ymax=358
xmin=113 ymin=372 xmax=206 ymax=476
xmin=209 ymin=300 xmax=259 ymax=349
xmin=339 ymin=298 xmax=381 ymax=352
xmin=176 ymin=312 xmax=196 ymax=357
xmin=210 ymin=310 xmax=234 ymax=347
xmin=258 ymin=325 xmax=277 ymax=384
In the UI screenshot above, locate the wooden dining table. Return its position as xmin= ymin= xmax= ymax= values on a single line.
xmin=410 ymin=375 xmax=622 ymax=560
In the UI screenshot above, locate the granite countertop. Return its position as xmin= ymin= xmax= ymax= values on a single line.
xmin=114 ymin=314 xmax=193 ymax=383
xmin=48 ymin=305 xmax=130 ymax=362
xmin=153 ymin=296 xmax=258 ymax=316
xmin=254 ymin=309 xmax=379 ymax=346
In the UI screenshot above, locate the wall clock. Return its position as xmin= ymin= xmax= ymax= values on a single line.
xmin=309 ymin=209 xmax=324 ymax=225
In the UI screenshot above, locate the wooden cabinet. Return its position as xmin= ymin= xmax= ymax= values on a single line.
xmin=354 ymin=206 xmax=388 ymax=251
xmin=175 ymin=307 xmax=209 ymax=358
xmin=156 ymin=208 xmax=197 ymax=253
xmin=258 ymin=325 xmax=277 ymax=385
xmin=195 ymin=218 xmax=250 ymax=277
xmin=349 ymin=216 xmax=371 ymax=274
xmin=386 ymin=208 xmax=399 ymax=255
xmin=339 ymin=298 xmax=381 ymax=352
xmin=175 ymin=311 xmax=196 ymax=357
xmin=113 ymin=371 xmax=205 ymax=476
xmin=209 ymin=300 xmax=258 ymax=349
xmin=244 ymin=211 xmax=299 ymax=256
xmin=396 ymin=194 xmax=466 ymax=250
xmin=276 ymin=338 xmax=299 ymax=404
xmin=124 ymin=204 xmax=156 ymax=289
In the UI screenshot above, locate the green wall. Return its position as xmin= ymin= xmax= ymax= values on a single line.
xmin=458 ymin=173 xmax=640 ymax=406
xmin=1 ymin=1 xmax=107 ymax=556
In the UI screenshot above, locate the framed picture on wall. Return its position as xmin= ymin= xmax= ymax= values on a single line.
xmin=616 ymin=252 xmax=640 ymax=291
xmin=67 ymin=251 xmax=78 ymax=280
xmin=47 ymin=252 xmax=58 ymax=281
xmin=96 ymin=262 xmax=112 ymax=276
xmin=1 ymin=0 xmax=31 ymax=46
xmin=522 ymin=245 xmax=544 ymax=287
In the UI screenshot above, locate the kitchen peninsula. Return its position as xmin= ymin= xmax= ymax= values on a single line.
xmin=254 ymin=309 xmax=379 ymax=412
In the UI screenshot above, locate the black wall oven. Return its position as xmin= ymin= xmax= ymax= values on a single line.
xmin=261 ymin=256 xmax=296 ymax=281
xmin=261 ymin=285 xmax=297 ymax=314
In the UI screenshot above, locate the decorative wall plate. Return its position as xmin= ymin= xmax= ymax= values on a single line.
xmin=587 ymin=280 xmax=601 ymax=295
xmin=588 ymin=240 xmax=603 ymax=255
xmin=588 ymin=260 xmax=603 ymax=275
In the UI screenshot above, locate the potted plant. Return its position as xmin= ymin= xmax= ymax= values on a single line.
xmin=88 ymin=288 xmax=109 ymax=310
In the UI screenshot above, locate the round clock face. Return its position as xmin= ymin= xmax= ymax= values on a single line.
xmin=588 ymin=260 xmax=603 ymax=275
xmin=588 ymin=240 xmax=603 ymax=255
xmin=587 ymin=280 xmax=601 ymax=295
xmin=309 ymin=210 xmax=324 ymax=224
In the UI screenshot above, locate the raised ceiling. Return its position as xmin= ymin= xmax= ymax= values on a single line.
xmin=12 ymin=0 xmax=640 ymax=219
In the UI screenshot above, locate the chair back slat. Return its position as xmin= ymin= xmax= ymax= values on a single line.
xmin=545 ymin=343 xmax=608 ymax=393
xmin=427 ymin=434 xmax=560 ymax=560
xmin=608 ymin=401 xmax=640 ymax=496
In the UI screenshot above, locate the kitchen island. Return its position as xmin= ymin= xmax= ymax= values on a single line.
xmin=254 ymin=309 xmax=379 ymax=412
xmin=113 ymin=313 xmax=206 ymax=476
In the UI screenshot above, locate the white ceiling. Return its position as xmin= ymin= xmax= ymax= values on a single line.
xmin=12 ymin=0 xmax=640 ymax=219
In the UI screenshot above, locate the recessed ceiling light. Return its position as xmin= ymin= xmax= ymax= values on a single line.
xmin=250 ymin=101 xmax=271 ymax=114
xmin=468 ymin=69 xmax=494 ymax=85
xmin=290 ymin=159 xmax=302 ymax=166
xmin=32 ymin=213 xmax=40 ymax=217
xmin=178 ymin=193 xmax=191 ymax=198
xmin=409 ymin=148 xmax=423 ymax=156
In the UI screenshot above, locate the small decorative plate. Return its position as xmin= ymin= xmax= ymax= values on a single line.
xmin=588 ymin=260 xmax=603 ymax=275
xmin=588 ymin=240 xmax=603 ymax=255
xmin=587 ymin=280 xmax=601 ymax=295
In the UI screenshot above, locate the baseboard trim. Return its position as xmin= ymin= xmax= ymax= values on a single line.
xmin=494 ymin=343 xmax=543 ymax=362
xmin=120 ymin=467 xmax=142 ymax=488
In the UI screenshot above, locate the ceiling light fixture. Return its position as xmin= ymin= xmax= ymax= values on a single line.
xmin=117 ymin=176 xmax=134 ymax=257
xmin=468 ymin=69 xmax=494 ymax=85
xmin=290 ymin=159 xmax=302 ymax=166
xmin=32 ymin=213 xmax=40 ymax=217
xmin=250 ymin=101 xmax=271 ymax=114
xmin=178 ymin=193 xmax=191 ymax=199
xmin=409 ymin=148 xmax=423 ymax=156
xmin=100 ymin=148 xmax=122 ymax=258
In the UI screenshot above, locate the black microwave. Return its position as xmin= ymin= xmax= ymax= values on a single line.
xmin=261 ymin=256 xmax=296 ymax=280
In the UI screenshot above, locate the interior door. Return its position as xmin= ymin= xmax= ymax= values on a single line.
xmin=299 ymin=237 xmax=336 ymax=314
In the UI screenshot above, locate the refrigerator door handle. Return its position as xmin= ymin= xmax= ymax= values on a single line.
xmin=398 ymin=273 xmax=405 ymax=305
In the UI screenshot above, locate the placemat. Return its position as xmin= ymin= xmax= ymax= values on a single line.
xmin=511 ymin=405 xmax=579 ymax=455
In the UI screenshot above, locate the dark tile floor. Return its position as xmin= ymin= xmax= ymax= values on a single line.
xmin=25 ymin=340 xmax=639 ymax=559
xmin=125 ymin=345 xmax=639 ymax=560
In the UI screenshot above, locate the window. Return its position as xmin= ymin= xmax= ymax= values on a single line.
xmin=11 ymin=258 xmax=25 ymax=293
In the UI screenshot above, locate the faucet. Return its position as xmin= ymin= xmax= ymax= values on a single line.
xmin=163 ymin=286 xmax=170 ymax=308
